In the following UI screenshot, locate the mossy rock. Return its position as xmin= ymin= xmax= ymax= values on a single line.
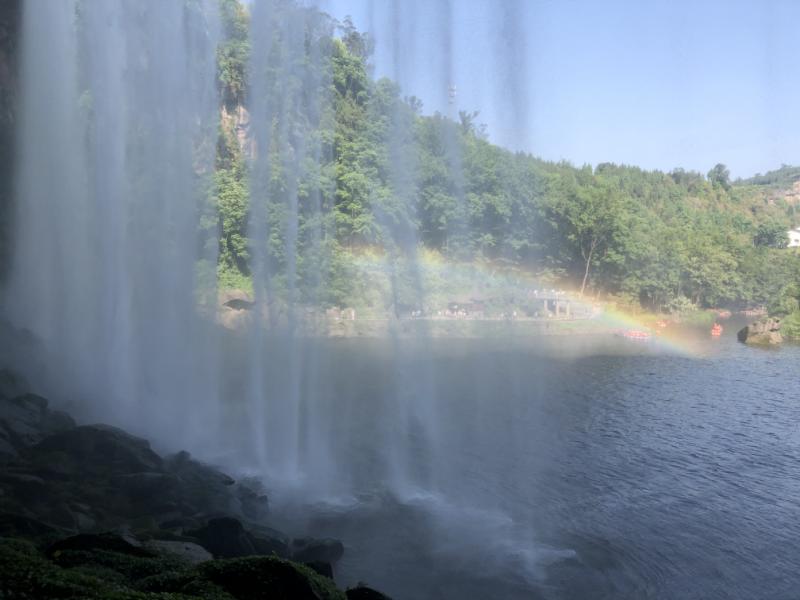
xmin=51 ymin=548 xmax=188 ymax=581
xmin=196 ymin=555 xmax=346 ymax=600
xmin=0 ymin=538 xmax=351 ymax=599
xmin=0 ymin=537 xmax=175 ymax=599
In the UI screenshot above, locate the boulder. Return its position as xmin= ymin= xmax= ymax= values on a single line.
xmin=187 ymin=516 xmax=256 ymax=558
xmin=236 ymin=476 xmax=270 ymax=521
xmin=196 ymin=555 xmax=345 ymax=600
xmin=0 ymin=470 xmax=46 ymax=501
xmin=144 ymin=539 xmax=213 ymax=564
xmin=220 ymin=289 xmax=253 ymax=309
xmin=111 ymin=471 xmax=181 ymax=500
xmin=164 ymin=450 xmax=238 ymax=515
xmin=737 ymin=317 xmax=783 ymax=345
xmin=29 ymin=424 xmax=163 ymax=475
xmin=0 ymin=512 xmax=61 ymax=538
xmin=346 ymin=586 xmax=393 ymax=600
xmin=187 ymin=516 xmax=289 ymax=559
xmin=0 ymin=428 xmax=16 ymax=458
xmin=304 ymin=560 xmax=334 ymax=579
xmin=47 ymin=532 xmax=155 ymax=558
xmin=290 ymin=537 xmax=344 ymax=564
xmin=0 ymin=368 xmax=29 ymax=400
xmin=0 ymin=393 xmax=75 ymax=450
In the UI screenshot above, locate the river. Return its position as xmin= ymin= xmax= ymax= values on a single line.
xmin=264 ymin=326 xmax=800 ymax=599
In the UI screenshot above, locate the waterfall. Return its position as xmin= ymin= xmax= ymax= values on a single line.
xmin=5 ymin=0 xmax=222 ymax=450
xmin=3 ymin=0 xmax=532 ymax=501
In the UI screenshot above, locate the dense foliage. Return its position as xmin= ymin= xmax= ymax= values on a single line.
xmin=0 ymin=538 xmax=346 ymax=599
xmin=206 ymin=0 xmax=800 ymax=315
xmin=3 ymin=0 xmax=798 ymax=316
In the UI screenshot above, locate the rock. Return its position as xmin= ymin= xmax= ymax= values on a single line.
xmin=144 ymin=539 xmax=213 ymax=564
xmin=30 ymin=424 xmax=163 ymax=475
xmin=304 ymin=560 xmax=334 ymax=579
xmin=251 ymin=533 xmax=291 ymax=557
xmin=737 ymin=317 xmax=783 ymax=345
xmin=224 ymin=298 xmax=255 ymax=310
xmin=164 ymin=450 xmax=235 ymax=486
xmin=187 ymin=516 xmax=289 ymax=559
xmin=220 ymin=289 xmax=253 ymax=309
xmin=73 ymin=511 xmax=96 ymax=532
xmin=0 ymin=427 xmax=16 ymax=458
xmin=186 ymin=517 xmax=256 ymax=558
xmin=158 ymin=515 xmax=204 ymax=533
xmin=0 ymin=470 xmax=47 ymax=502
xmin=0 ymin=368 xmax=29 ymax=400
xmin=346 ymin=586 xmax=393 ymax=600
xmin=111 ymin=471 xmax=181 ymax=501
xmin=290 ymin=537 xmax=344 ymax=564
xmin=196 ymin=555 xmax=346 ymax=600
xmin=236 ymin=476 xmax=270 ymax=521
xmin=0 ymin=393 xmax=75 ymax=450
xmin=0 ymin=512 xmax=60 ymax=538
xmin=47 ymin=532 xmax=155 ymax=558
xmin=164 ymin=450 xmax=238 ymax=515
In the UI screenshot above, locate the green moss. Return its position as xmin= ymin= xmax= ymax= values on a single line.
xmin=0 ymin=538 xmax=150 ymax=599
xmin=0 ymin=539 xmax=347 ymax=600
xmin=51 ymin=549 xmax=188 ymax=581
xmin=196 ymin=555 xmax=346 ymax=600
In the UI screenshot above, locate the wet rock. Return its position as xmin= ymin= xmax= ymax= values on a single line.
xmin=0 ymin=393 xmax=75 ymax=450
xmin=197 ymin=555 xmax=345 ymax=600
xmin=304 ymin=560 xmax=334 ymax=579
xmin=290 ymin=537 xmax=344 ymax=564
xmin=144 ymin=539 xmax=213 ymax=564
xmin=164 ymin=450 xmax=237 ymax=515
xmin=30 ymin=424 xmax=163 ymax=475
xmin=112 ymin=471 xmax=181 ymax=501
xmin=346 ymin=586 xmax=393 ymax=600
xmin=0 ymin=512 xmax=61 ymax=538
xmin=0 ymin=368 xmax=29 ymax=400
xmin=220 ymin=288 xmax=253 ymax=309
xmin=737 ymin=317 xmax=783 ymax=345
xmin=236 ymin=476 xmax=270 ymax=521
xmin=0 ymin=427 xmax=16 ymax=458
xmin=165 ymin=451 xmax=235 ymax=486
xmin=186 ymin=517 xmax=257 ymax=558
xmin=158 ymin=515 xmax=204 ymax=533
xmin=0 ymin=469 xmax=47 ymax=504
xmin=224 ymin=298 xmax=255 ymax=310
xmin=187 ymin=516 xmax=289 ymax=559
xmin=47 ymin=532 xmax=155 ymax=558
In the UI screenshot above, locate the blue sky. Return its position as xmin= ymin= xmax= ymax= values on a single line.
xmin=310 ymin=0 xmax=800 ymax=179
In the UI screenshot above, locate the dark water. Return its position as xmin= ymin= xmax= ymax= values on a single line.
xmin=269 ymin=329 xmax=800 ymax=600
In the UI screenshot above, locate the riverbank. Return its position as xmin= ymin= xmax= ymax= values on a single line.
xmin=0 ymin=368 xmax=390 ymax=599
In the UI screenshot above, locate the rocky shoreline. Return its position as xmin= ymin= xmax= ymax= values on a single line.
xmin=0 ymin=369 xmax=389 ymax=599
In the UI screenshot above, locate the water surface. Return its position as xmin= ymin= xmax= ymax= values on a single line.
xmin=267 ymin=330 xmax=800 ymax=599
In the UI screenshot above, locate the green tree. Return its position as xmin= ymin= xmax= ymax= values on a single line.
xmin=707 ymin=163 xmax=731 ymax=191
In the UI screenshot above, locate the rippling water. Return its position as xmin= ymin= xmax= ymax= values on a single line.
xmin=269 ymin=329 xmax=800 ymax=599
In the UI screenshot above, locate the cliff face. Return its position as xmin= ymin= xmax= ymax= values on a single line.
xmin=0 ymin=0 xmax=20 ymax=281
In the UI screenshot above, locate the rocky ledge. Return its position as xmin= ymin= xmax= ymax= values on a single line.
xmin=0 ymin=368 xmax=389 ymax=599
xmin=737 ymin=317 xmax=783 ymax=345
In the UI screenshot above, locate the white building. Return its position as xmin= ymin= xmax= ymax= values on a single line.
xmin=789 ymin=227 xmax=800 ymax=248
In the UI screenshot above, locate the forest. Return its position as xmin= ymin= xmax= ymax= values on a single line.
xmin=202 ymin=0 xmax=800 ymax=325
xmin=1 ymin=0 xmax=798 ymax=325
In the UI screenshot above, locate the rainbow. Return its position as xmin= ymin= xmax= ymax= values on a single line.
xmin=596 ymin=306 xmax=709 ymax=357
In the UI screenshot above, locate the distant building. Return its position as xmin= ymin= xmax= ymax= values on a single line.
xmin=789 ymin=227 xmax=800 ymax=248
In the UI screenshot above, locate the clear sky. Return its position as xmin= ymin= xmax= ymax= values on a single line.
xmin=310 ymin=0 xmax=800 ymax=179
